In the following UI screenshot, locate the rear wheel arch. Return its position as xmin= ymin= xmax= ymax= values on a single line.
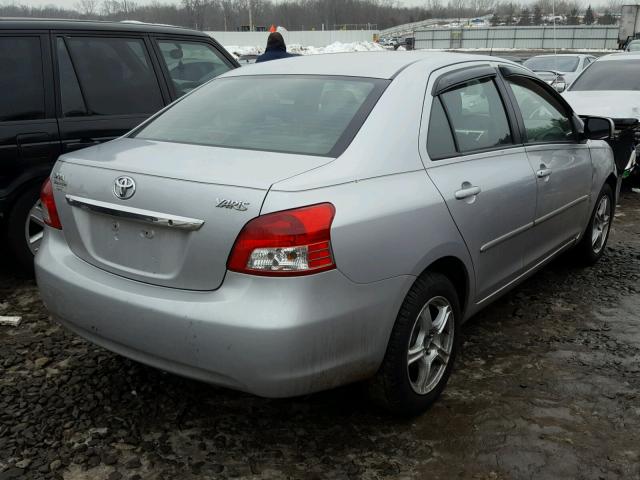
xmin=418 ymin=255 xmax=470 ymax=319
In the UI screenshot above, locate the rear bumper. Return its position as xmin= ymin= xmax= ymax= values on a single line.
xmin=35 ymin=229 xmax=413 ymax=397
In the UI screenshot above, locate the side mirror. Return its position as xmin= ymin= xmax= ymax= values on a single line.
xmin=552 ymin=79 xmax=567 ymax=93
xmin=582 ymin=116 xmax=614 ymax=141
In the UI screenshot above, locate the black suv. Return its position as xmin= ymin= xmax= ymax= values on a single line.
xmin=0 ymin=19 xmax=239 ymax=270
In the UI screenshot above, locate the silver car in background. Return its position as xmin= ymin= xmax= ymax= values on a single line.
xmin=36 ymin=52 xmax=617 ymax=415
xmin=524 ymin=54 xmax=596 ymax=92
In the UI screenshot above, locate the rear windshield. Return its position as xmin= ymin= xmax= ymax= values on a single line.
xmin=523 ymin=56 xmax=580 ymax=72
xmin=133 ymin=75 xmax=387 ymax=156
xmin=569 ymin=60 xmax=640 ymax=91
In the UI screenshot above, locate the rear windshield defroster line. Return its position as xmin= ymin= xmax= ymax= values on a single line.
xmin=132 ymin=75 xmax=391 ymax=158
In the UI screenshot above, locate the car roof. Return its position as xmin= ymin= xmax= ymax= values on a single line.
xmin=0 ymin=18 xmax=209 ymax=37
xmin=222 ymin=51 xmax=510 ymax=80
xmin=596 ymin=52 xmax=640 ymax=61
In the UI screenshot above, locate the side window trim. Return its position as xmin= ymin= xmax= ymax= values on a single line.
xmin=57 ymin=36 xmax=90 ymax=116
xmin=432 ymin=64 xmax=496 ymax=96
xmin=142 ymin=35 xmax=172 ymax=104
xmin=502 ymin=73 xmax=578 ymax=145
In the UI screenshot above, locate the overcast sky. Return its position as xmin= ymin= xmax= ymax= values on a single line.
xmin=7 ymin=0 xmax=441 ymax=9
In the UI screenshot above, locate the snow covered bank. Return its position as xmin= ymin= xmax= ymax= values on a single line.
xmin=225 ymin=41 xmax=385 ymax=59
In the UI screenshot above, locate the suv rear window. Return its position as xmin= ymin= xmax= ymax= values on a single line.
xmin=134 ymin=75 xmax=388 ymax=156
xmin=0 ymin=37 xmax=45 ymax=122
xmin=64 ymin=36 xmax=164 ymax=116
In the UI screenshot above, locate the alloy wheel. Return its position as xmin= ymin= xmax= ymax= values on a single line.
xmin=591 ymin=195 xmax=611 ymax=254
xmin=407 ymin=296 xmax=455 ymax=395
xmin=25 ymin=200 xmax=45 ymax=255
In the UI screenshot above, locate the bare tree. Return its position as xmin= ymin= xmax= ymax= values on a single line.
xmin=76 ymin=0 xmax=99 ymax=16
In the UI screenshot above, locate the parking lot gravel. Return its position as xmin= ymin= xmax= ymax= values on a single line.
xmin=1 ymin=190 xmax=639 ymax=480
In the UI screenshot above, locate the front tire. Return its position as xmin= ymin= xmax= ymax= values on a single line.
xmin=369 ymin=272 xmax=461 ymax=416
xmin=575 ymin=184 xmax=613 ymax=265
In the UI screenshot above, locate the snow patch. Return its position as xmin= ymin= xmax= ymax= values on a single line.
xmin=225 ymin=40 xmax=385 ymax=59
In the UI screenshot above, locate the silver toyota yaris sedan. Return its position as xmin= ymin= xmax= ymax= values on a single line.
xmin=36 ymin=52 xmax=617 ymax=415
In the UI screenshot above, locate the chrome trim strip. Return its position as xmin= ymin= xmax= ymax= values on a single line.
xmin=480 ymin=222 xmax=534 ymax=253
xmin=534 ymin=195 xmax=589 ymax=225
xmin=476 ymin=237 xmax=576 ymax=306
xmin=480 ymin=195 xmax=590 ymax=253
xmin=65 ymin=195 xmax=205 ymax=231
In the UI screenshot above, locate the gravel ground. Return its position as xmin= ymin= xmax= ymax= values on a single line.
xmin=1 ymin=190 xmax=639 ymax=480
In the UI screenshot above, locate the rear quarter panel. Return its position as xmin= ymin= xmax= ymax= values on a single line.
xmin=262 ymin=170 xmax=474 ymax=290
xmin=264 ymin=61 xmax=476 ymax=316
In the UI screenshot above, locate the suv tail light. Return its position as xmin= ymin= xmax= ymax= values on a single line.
xmin=228 ymin=203 xmax=336 ymax=276
xmin=40 ymin=178 xmax=62 ymax=230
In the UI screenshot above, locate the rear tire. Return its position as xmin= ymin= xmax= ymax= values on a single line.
xmin=574 ymin=184 xmax=613 ymax=266
xmin=368 ymin=272 xmax=461 ymax=416
xmin=7 ymin=185 xmax=43 ymax=273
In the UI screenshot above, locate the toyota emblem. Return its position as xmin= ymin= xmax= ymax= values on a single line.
xmin=113 ymin=176 xmax=136 ymax=200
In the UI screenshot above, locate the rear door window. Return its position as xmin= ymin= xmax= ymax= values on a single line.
xmin=438 ymin=78 xmax=513 ymax=154
xmin=0 ymin=36 xmax=45 ymax=122
xmin=63 ymin=36 xmax=163 ymax=116
xmin=156 ymin=40 xmax=233 ymax=97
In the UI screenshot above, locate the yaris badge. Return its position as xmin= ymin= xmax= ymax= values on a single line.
xmin=216 ymin=198 xmax=250 ymax=212
xmin=113 ymin=176 xmax=136 ymax=200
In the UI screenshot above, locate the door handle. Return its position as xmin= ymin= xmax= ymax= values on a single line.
xmin=536 ymin=167 xmax=553 ymax=178
xmin=454 ymin=184 xmax=481 ymax=200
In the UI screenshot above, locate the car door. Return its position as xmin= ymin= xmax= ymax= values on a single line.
xmin=0 ymin=32 xmax=60 ymax=188
xmin=150 ymin=36 xmax=236 ymax=99
xmin=423 ymin=65 xmax=537 ymax=303
xmin=502 ymin=72 xmax=592 ymax=268
xmin=53 ymin=32 xmax=170 ymax=154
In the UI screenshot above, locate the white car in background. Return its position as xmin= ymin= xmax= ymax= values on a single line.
xmin=523 ymin=54 xmax=596 ymax=92
xmin=626 ymin=39 xmax=640 ymax=51
xmin=562 ymin=53 xmax=640 ymax=181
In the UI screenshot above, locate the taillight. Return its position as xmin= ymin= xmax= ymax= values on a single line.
xmin=40 ymin=178 xmax=62 ymax=230
xmin=228 ymin=203 xmax=336 ymax=276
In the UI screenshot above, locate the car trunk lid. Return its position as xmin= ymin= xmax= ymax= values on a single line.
xmin=52 ymin=138 xmax=332 ymax=290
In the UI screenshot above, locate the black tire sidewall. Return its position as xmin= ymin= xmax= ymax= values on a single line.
xmin=7 ymin=185 xmax=41 ymax=272
xmin=579 ymin=184 xmax=614 ymax=264
xmin=374 ymin=273 xmax=462 ymax=416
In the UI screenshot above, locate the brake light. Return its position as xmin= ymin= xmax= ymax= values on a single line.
xmin=40 ymin=178 xmax=62 ymax=230
xmin=228 ymin=203 xmax=336 ymax=276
